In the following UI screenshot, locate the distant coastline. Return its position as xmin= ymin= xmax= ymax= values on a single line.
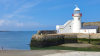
xmin=0 ymin=31 xmax=10 ymax=32
xmin=0 ymin=31 xmax=37 ymax=32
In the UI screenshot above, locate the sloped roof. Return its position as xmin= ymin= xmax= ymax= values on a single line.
xmin=81 ymin=26 xmax=98 ymax=29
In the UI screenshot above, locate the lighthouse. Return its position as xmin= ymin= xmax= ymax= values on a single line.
xmin=72 ymin=5 xmax=82 ymax=33
xmin=56 ymin=5 xmax=98 ymax=34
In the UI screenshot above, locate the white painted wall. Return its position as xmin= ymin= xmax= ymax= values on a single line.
xmin=56 ymin=20 xmax=73 ymax=34
xmin=80 ymin=29 xmax=97 ymax=33
xmin=56 ymin=25 xmax=63 ymax=33
xmin=73 ymin=17 xmax=81 ymax=33
xmin=63 ymin=20 xmax=73 ymax=33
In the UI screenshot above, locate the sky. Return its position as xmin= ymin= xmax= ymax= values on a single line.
xmin=0 ymin=0 xmax=100 ymax=31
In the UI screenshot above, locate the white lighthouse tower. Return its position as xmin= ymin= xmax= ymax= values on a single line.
xmin=72 ymin=5 xmax=82 ymax=33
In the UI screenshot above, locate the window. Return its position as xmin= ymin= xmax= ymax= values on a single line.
xmin=74 ymin=11 xmax=80 ymax=14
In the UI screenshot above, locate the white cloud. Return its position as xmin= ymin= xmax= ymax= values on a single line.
xmin=14 ymin=2 xmax=40 ymax=14
xmin=0 ymin=19 xmax=43 ymax=27
xmin=16 ymin=23 xmax=24 ymax=27
xmin=0 ymin=20 xmax=4 ymax=26
xmin=0 ymin=19 xmax=19 ymax=27
xmin=0 ymin=0 xmax=45 ymax=28
xmin=1 ymin=0 xmax=40 ymax=19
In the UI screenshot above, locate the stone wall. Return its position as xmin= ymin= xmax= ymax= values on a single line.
xmin=82 ymin=22 xmax=100 ymax=33
xmin=30 ymin=34 xmax=64 ymax=47
xmin=64 ymin=34 xmax=77 ymax=43
xmin=37 ymin=30 xmax=57 ymax=35
xmin=30 ymin=34 xmax=78 ymax=47
xmin=30 ymin=33 xmax=100 ymax=47
xmin=77 ymin=33 xmax=100 ymax=39
xmin=63 ymin=33 xmax=100 ymax=39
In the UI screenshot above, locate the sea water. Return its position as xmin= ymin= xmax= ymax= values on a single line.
xmin=0 ymin=31 xmax=37 ymax=50
xmin=0 ymin=31 xmax=100 ymax=51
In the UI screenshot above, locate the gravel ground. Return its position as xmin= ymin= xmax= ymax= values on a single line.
xmin=59 ymin=43 xmax=93 ymax=47
xmin=43 ymin=51 xmax=100 ymax=56
xmin=0 ymin=50 xmax=100 ymax=56
xmin=0 ymin=50 xmax=73 ymax=56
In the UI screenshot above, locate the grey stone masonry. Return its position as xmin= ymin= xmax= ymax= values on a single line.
xmin=37 ymin=30 xmax=57 ymax=35
xmin=82 ymin=22 xmax=100 ymax=33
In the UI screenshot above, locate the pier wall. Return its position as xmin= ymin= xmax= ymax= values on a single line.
xmin=30 ymin=33 xmax=100 ymax=47
xmin=82 ymin=22 xmax=100 ymax=33
xmin=37 ymin=30 xmax=57 ymax=35
xmin=30 ymin=34 xmax=64 ymax=47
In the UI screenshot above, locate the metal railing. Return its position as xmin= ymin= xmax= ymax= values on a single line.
xmin=72 ymin=13 xmax=82 ymax=17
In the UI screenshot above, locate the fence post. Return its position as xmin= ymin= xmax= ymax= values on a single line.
xmin=89 ymin=34 xmax=91 ymax=44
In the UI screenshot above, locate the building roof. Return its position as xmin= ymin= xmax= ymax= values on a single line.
xmin=81 ymin=26 xmax=98 ymax=29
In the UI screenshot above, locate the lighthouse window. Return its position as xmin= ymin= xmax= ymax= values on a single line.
xmin=74 ymin=11 xmax=80 ymax=13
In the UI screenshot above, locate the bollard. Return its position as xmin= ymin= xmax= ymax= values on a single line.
xmin=89 ymin=34 xmax=91 ymax=44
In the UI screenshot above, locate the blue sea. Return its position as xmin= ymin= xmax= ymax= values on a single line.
xmin=0 ymin=31 xmax=37 ymax=50
xmin=1 ymin=31 xmax=100 ymax=51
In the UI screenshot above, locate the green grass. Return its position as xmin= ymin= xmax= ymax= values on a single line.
xmin=30 ymin=45 xmax=100 ymax=52
xmin=77 ymin=38 xmax=100 ymax=41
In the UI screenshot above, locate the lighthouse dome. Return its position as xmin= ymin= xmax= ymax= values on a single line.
xmin=74 ymin=5 xmax=80 ymax=11
xmin=74 ymin=7 xmax=80 ymax=11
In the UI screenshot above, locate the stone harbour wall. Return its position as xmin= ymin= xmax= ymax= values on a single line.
xmin=64 ymin=34 xmax=77 ymax=43
xmin=82 ymin=22 xmax=100 ymax=33
xmin=37 ymin=30 xmax=57 ymax=35
xmin=30 ymin=33 xmax=100 ymax=47
xmin=30 ymin=34 xmax=64 ymax=47
xmin=64 ymin=33 xmax=100 ymax=39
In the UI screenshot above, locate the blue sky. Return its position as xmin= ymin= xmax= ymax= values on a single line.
xmin=0 ymin=0 xmax=100 ymax=31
